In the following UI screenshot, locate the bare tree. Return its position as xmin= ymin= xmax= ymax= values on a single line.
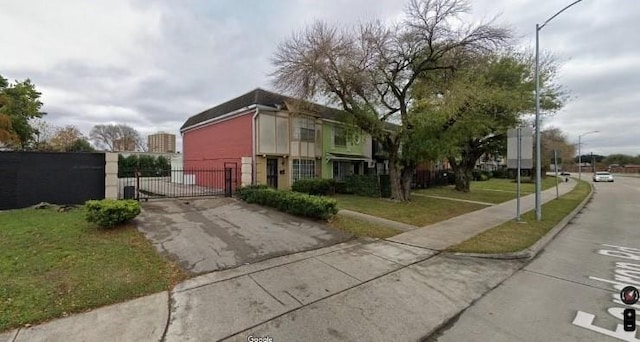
xmin=541 ymin=127 xmax=576 ymax=172
xmin=90 ymin=124 xmax=143 ymax=152
xmin=272 ymin=0 xmax=511 ymax=201
xmin=50 ymin=125 xmax=84 ymax=151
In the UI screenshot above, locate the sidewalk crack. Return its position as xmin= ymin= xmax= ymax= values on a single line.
xmin=315 ymin=257 xmax=363 ymax=282
xmin=160 ymin=291 xmax=173 ymax=342
xmin=247 ymin=274 xmax=287 ymax=307
xmin=9 ymin=328 xmax=20 ymax=342
xmin=283 ymin=290 xmax=303 ymax=306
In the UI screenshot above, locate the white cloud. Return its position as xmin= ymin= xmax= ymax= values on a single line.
xmin=1 ymin=0 xmax=638 ymax=156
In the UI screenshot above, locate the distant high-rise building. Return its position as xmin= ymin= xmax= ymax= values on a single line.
xmin=148 ymin=132 xmax=176 ymax=153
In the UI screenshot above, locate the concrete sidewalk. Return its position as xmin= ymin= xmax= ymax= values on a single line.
xmin=1 ymin=179 xmax=579 ymax=342
xmin=389 ymin=178 xmax=577 ymax=250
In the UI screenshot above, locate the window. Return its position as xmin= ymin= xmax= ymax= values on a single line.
xmin=333 ymin=161 xmax=354 ymax=181
xmin=293 ymin=159 xmax=316 ymax=182
xmin=293 ymin=117 xmax=315 ymax=142
xmin=334 ymin=127 xmax=346 ymax=147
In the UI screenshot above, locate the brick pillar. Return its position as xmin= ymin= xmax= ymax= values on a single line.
xmin=105 ymin=152 xmax=118 ymax=199
xmin=241 ymin=156 xmax=252 ymax=187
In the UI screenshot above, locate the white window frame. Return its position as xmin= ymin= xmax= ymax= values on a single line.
xmin=334 ymin=127 xmax=347 ymax=147
xmin=292 ymin=159 xmax=316 ymax=182
xmin=293 ymin=117 xmax=315 ymax=142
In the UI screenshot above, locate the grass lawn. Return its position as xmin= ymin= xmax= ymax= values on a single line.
xmin=414 ymin=176 xmax=561 ymax=204
xmin=334 ymin=195 xmax=488 ymax=227
xmin=328 ymin=214 xmax=402 ymax=239
xmin=0 ymin=207 xmax=187 ymax=332
xmin=447 ymin=180 xmax=591 ymax=254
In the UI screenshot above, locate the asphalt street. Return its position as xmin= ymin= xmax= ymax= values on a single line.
xmin=432 ymin=176 xmax=640 ymax=342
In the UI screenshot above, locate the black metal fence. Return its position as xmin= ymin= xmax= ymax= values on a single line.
xmin=118 ymin=167 xmax=237 ymax=200
xmin=412 ymin=169 xmax=453 ymax=189
xmin=0 ymin=152 xmax=105 ymax=210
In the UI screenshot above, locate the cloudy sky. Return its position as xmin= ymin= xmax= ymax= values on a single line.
xmin=1 ymin=0 xmax=638 ymax=155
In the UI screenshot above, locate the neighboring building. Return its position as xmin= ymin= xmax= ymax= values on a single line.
xmin=148 ymin=132 xmax=176 ymax=153
xmin=180 ymin=88 xmax=375 ymax=190
xmin=321 ymin=120 xmax=373 ymax=181
xmin=113 ymin=137 xmax=137 ymax=152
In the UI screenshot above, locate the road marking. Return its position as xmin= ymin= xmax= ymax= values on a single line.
xmin=572 ymin=244 xmax=640 ymax=340
xmin=573 ymin=311 xmax=640 ymax=341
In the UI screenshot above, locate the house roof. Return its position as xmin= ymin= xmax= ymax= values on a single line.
xmin=180 ymin=88 xmax=401 ymax=133
xmin=180 ymin=88 xmax=347 ymax=131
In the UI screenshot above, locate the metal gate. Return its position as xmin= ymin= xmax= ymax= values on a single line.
xmin=117 ymin=166 xmax=237 ymax=200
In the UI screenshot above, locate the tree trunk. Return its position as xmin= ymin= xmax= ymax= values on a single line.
xmin=449 ymin=155 xmax=473 ymax=193
xmin=400 ymin=164 xmax=415 ymax=200
xmin=454 ymin=168 xmax=471 ymax=192
xmin=389 ymin=159 xmax=408 ymax=201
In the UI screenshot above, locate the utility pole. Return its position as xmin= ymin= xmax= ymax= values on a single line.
xmin=534 ymin=0 xmax=584 ymax=220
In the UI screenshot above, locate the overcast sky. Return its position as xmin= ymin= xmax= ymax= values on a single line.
xmin=1 ymin=0 xmax=638 ymax=155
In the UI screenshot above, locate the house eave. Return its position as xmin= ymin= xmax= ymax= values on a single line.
xmin=180 ymin=104 xmax=278 ymax=134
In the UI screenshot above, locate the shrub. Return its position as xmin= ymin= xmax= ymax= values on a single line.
xmin=346 ymin=175 xmax=380 ymax=197
xmin=236 ymin=184 xmax=268 ymax=196
xmin=471 ymin=169 xmax=492 ymax=181
xmin=492 ymin=168 xmax=508 ymax=179
xmin=85 ymin=199 xmax=141 ymax=228
xmin=237 ymin=187 xmax=337 ymax=220
xmin=292 ymin=179 xmax=335 ymax=196
xmin=333 ymin=180 xmax=349 ymax=194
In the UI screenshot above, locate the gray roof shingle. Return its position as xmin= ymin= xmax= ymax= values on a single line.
xmin=180 ymin=88 xmax=346 ymax=131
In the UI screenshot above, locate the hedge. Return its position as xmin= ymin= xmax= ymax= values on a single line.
xmin=237 ymin=186 xmax=338 ymax=220
xmin=291 ymin=179 xmax=335 ymax=196
xmin=472 ymin=169 xmax=493 ymax=181
xmin=85 ymin=199 xmax=141 ymax=228
xmin=346 ymin=175 xmax=381 ymax=197
xmin=292 ymin=176 xmax=384 ymax=198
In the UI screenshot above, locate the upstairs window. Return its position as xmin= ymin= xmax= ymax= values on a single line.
xmin=334 ymin=127 xmax=346 ymax=147
xmin=293 ymin=117 xmax=315 ymax=142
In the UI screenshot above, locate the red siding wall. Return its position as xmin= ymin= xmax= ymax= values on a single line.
xmin=183 ymin=112 xmax=253 ymax=188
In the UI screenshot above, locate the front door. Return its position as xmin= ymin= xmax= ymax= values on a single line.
xmin=266 ymin=158 xmax=278 ymax=188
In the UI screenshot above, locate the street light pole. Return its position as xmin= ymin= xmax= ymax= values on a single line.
xmin=577 ymin=130 xmax=599 ymax=181
xmin=534 ymin=0 xmax=584 ymax=221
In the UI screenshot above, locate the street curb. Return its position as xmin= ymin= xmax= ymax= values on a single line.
xmin=450 ymin=180 xmax=594 ymax=260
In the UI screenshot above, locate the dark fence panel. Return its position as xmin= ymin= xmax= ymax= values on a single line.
xmin=412 ymin=169 xmax=454 ymax=189
xmin=0 ymin=152 xmax=105 ymax=210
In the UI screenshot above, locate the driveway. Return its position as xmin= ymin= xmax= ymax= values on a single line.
xmin=135 ymin=198 xmax=352 ymax=274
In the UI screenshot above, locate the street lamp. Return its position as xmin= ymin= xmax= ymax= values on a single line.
xmin=534 ymin=0 xmax=584 ymax=221
xmin=578 ymin=130 xmax=599 ymax=180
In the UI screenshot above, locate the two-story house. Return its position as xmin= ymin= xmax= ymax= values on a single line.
xmin=180 ymin=88 xmax=375 ymax=190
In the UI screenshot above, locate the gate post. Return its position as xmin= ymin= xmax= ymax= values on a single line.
xmin=224 ymin=168 xmax=233 ymax=197
xmin=135 ymin=167 xmax=141 ymax=201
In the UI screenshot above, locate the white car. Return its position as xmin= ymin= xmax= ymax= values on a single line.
xmin=593 ymin=171 xmax=614 ymax=182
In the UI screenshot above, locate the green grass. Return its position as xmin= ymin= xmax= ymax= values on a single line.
xmin=414 ymin=177 xmax=561 ymax=204
xmin=328 ymin=214 xmax=402 ymax=239
xmin=447 ymin=180 xmax=591 ymax=254
xmin=334 ymin=195 xmax=488 ymax=227
xmin=0 ymin=208 xmax=187 ymax=332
